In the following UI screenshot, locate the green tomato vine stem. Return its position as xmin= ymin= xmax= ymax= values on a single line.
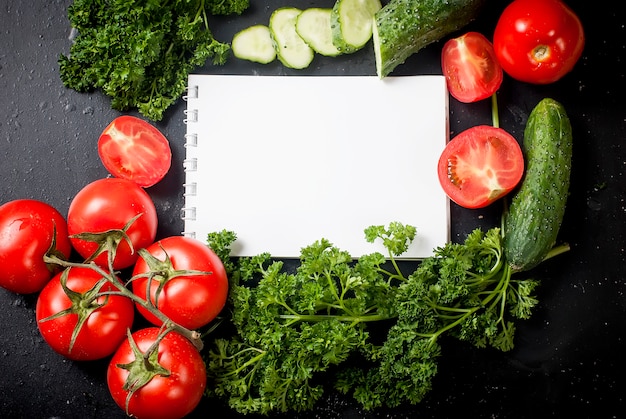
xmin=43 ymin=254 xmax=204 ymax=351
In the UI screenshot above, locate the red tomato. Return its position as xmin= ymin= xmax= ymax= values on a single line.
xmin=107 ymin=327 xmax=206 ymax=419
xmin=493 ymin=0 xmax=585 ymax=84
xmin=0 ymin=199 xmax=72 ymax=294
xmin=67 ymin=178 xmax=158 ymax=270
xmin=36 ymin=266 xmax=134 ymax=361
xmin=98 ymin=115 xmax=172 ymax=188
xmin=131 ymin=236 xmax=228 ymax=330
xmin=437 ymin=125 xmax=524 ymax=209
xmin=441 ymin=31 xmax=503 ymax=103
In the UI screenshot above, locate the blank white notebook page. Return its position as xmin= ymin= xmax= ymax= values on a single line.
xmin=182 ymin=74 xmax=449 ymax=259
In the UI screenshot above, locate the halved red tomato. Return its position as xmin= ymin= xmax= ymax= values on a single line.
xmin=98 ymin=115 xmax=172 ymax=188
xmin=441 ymin=31 xmax=503 ymax=103
xmin=437 ymin=125 xmax=524 ymax=209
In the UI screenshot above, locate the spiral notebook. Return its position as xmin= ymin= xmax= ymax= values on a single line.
xmin=182 ymin=74 xmax=450 ymax=259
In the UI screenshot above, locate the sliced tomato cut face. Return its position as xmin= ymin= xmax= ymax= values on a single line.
xmin=98 ymin=115 xmax=172 ymax=188
xmin=441 ymin=31 xmax=503 ymax=103
xmin=437 ymin=125 xmax=524 ymax=209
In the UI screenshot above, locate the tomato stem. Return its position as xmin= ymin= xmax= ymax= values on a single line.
xmin=43 ymin=255 xmax=204 ymax=351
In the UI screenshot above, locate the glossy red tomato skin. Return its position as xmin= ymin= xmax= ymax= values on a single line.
xmin=98 ymin=115 xmax=172 ymax=188
xmin=437 ymin=125 xmax=524 ymax=209
xmin=441 ymin=31 xmax=503 ymax=103
xmin=107 ymin=327 xmax=207 ymax=419
xmin=131 ymin=236 xmax=229 ymax=330
xmin=36 ymin=266 xmax=135 ymax=361
xmin=67 ymin=178 xmax=158 ymax=270
xmin=493 ymin=0 xmax=585 ymax=84
xmin=0 ymin=199 xmax=72 ymax=294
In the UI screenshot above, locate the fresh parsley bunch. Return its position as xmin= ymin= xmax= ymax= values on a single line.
xmin=59 ymin=0 xmax=249 ymax=121
xmin=205 ymin=224 xmax=542 ymax=414
xmin=336 ymin=228 xmax=540 ymax=410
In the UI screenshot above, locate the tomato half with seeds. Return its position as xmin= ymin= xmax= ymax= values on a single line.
xmin=437 ymin=125 xmax=524 ymax=209
xmin=493 ymin=0 xmax=585 ymax=84
xmin=36 ymin=266 xmax=134 ymax=361
xmin=0 ymin=199 xmax=72 ymax=294
xmin=441 ymin=31 xmax=503 ymax=103
xmin=98 ymin=115 xmax=172 ymax=188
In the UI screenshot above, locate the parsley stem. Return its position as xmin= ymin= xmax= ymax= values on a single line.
xmin=278 ymin=313 xmax=392 ymax=323
xmin=219 ymin=350 xmax=266 ymax=378
xmin=492 ymin=93 xmax=500 ymax=128
xmin=421 ymin=259 xmax=513 ymax=345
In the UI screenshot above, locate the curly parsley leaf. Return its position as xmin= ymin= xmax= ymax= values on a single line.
xmin=205 ymin=224 xmax=543 ymax=414
xmin=59 ymin=0 xmax=249 ymax=121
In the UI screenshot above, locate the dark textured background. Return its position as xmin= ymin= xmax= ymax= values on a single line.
xmin=1 ymin=1 xmax=624 ymax=418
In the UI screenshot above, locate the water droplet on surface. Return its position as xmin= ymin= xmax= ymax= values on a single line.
xmin=587 ymin=197 xmax=602 ymax=211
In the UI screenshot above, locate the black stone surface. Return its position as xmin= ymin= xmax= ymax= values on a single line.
xmin=1 ymin=1 xmax=624 ymax=418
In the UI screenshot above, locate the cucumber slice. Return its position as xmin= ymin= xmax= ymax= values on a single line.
xmin=296 ymin=8 xmax=341 ymax=57
xmin=270 ymin=7 xmax=314 ymax=69
xmin=331 ymin=0 xmax=382 ymax=54
xmin=232 ymin=25 xmax=276 ymax=64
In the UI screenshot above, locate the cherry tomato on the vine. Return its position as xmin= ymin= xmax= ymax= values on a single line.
xmin=437 ymin=125 xmax=524 ymax=209
xmin=98 ymin=115 xmax=172 ymax=188
xmin=493 ymin=0 xmax=585 ymax=84
xmin=107 ymin=327 xmax=206 ymax=419
xmin=0 ymin=199 xmax=72 ymax=294
xmin=36 ymin=266 xmax=135 ymax=361
xmin=67 ymin=177 xmax=158 ymax=270
xmin=441 ymin=31 xmax=503 ymax=103
xmin=131 ymin=236 xmax=229 ymax=330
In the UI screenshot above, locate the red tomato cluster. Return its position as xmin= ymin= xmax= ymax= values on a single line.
xmin=438 ymin=0 xmax=584 ymax=209
xmin=0 ymin=116 xmax=228 ymax=419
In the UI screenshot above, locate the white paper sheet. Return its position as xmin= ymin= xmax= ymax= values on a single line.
xmin=182 ymin=74 xmax=449 ymax=259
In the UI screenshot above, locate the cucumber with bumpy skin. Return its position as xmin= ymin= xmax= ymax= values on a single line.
xmin=504 ymin=98 xmax=573 ymax=272
xmin=331 ymin=0 xmax=382 ymax=54
xmin=372 ymin=0 xmax=485 ymax=78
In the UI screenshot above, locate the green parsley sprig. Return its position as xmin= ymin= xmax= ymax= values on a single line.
xmin=204 ymin=223 xmax=543 ymax=414
xmin=59 ymin=0 xmax=249 ymax=121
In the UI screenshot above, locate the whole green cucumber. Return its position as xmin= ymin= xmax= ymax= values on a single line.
xmin=372 ymin=0 xmax=486 ymax=78
xmin=503 ymin=98 xmax=573 ymax=272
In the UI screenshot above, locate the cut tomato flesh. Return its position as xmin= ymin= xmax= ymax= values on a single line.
xmin=98 ymin=115 xmax=172 ymax=188
xmin=438 ymin=125 xmax=524 ymax=209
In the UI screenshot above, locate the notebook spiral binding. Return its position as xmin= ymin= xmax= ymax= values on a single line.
xmin=183 ymin=84 xmax=198 ymax=101
xmin=181 ymin=84 xmax=199 ymax=238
